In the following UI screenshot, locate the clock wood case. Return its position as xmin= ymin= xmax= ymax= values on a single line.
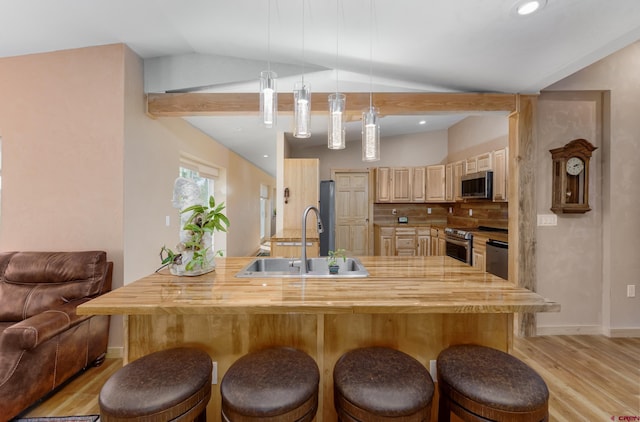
xmin=549 ymin=138 xmax=597 ymax=214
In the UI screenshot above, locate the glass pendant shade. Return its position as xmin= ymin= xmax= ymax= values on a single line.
xmin=362 ymin=107 xmax=380 ymax=162
xmin=328 ymin=93 xmax=346 ymax=149
xmin=260 ymin=70 xmax=277 ymax=127
xmin=293 ymin=81 xmax=311 ymax=138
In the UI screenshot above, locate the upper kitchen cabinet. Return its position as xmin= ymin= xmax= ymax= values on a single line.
xmin=426 ymin=165 xmax=446 ymax=202
xmin=375 ymin=167 xmax=391 ymax=202
xmin=492 ymin=147 xmax=508 ymax=202
xmin=283 ymin=158 xmax=319 ymax=231
xmin=375 ymin=167 xmax=427 ymax=203
xmin=476 ymin=152 xmax=493 ymax=172
xmin=445 ymin=160 xmax=465 ymax=202
xmin=391 ymin=167 xmax=412 ymax=202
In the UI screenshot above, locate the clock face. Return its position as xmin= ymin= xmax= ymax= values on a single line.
xmin=566 ymin=157 xmax=585 ymax=176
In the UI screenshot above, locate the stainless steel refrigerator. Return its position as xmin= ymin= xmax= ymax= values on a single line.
xmin=319 ymin=180 xmax=336 ymax=256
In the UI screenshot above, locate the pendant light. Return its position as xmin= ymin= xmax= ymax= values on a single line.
xmin=328 ymin=0 xmax=345 ymax=150
xmin=362 ymin=0 xmax=380 ymax=161
xmin=293 ymin=0 xmax=311 ymax=138
xmin=260 ymin=0 xmax=277 ymax=127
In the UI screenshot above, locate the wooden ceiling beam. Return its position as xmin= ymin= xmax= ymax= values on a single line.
xmin=146 ymin=92 xmax=517 ymax=117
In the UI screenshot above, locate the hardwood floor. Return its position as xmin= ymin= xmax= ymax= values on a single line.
xmin=17 ymin=335 xmax=640 ymax=421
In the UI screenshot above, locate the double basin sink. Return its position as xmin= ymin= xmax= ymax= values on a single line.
xmin=235 ymin=257 xmax=369 ymax=278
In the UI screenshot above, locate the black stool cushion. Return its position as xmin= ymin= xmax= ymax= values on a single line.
xmin=99 ymin=347 xmax=212 ymax=421
xmin=334 ymin=347 xmax=434 ymax=417
xmin=221 ymin=347 xmax=320 ymax=418
xmin=437 ymin=344 xmax=549 ymax=413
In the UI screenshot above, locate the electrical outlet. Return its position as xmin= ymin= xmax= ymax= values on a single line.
xmin=427 ymin=208 xmax=432 ymax=214
xmin=165 ymin=215 xmax=171 ymax=227
xmin=429 ymin=360 xmax=437 ymax=380
xmin=448 ymin=207 xmax=452 ymax=214
xmin=627 ymin=285 xmax=636 ymax=298
xmin=469 ymin=209 xmax=473 ymax=216
xmin=212 ymin=361 xmax=218 ymax=384
xmin=392 ymin=208 xmax=397 ymax=215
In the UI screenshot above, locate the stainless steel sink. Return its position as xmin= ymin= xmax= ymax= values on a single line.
xmin=235 ymin=257 xmax=369 ymax=278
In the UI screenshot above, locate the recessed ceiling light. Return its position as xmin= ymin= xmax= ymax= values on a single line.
xmin=419 ymin=120 xmax=427 ymax=125
xmin=514 ymin=0 xmax=546 ymax=16
xmin=263 ymin=154 xmax=269 ymax=158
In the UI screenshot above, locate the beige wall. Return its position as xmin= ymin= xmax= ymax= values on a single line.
xmin=539 ymin=40 xmax=640 ymax=335
xmin=291 ymin=130 xmax=449 ymax=180
xmin=447 ymin=115 xmax=509 ymax=163
xmin=0 ymin=44 xmax=275 ymax=351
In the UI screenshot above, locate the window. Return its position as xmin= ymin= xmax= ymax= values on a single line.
xmin=179 ymin=156 xmax=226 ymax=255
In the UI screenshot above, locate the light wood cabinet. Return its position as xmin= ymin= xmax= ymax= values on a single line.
xmin=476 ymin=152 xmax=493 ymax=172
xmin=472 ymin=241 xmax=486 ymax=271
xmin=430 ymin=227 xmax=446 ymax=256
xmin=453 ymin=160 xmax=465 ymax=201
xmin=395 ymin=227 xmax=417 ymax=256
xmin=465 ymin=157 xmax=477 ymax=174
xmin=283 ymin=159 xmax=319 ymax=231
xmin=417 ymin=228 xmax=431 ymax=256
xmin=445 ymin=163 xmax=453 ymax=202
xmin=375 ymin=226 xmax=395 ymax=256
xmin=411 ymin=167 xmax=427 ymax=203
xmin=391 ymin=168 xmax=411 ymax=202
xmin=271 ymin=241 xmax=319 ymax=258
xmin=375 ymin=167 xmax=391 ymax=202
xmin=426 ymin=165 xmax=446 ymax=202
xmin=492 ymin=147 xmax=508 ymax=202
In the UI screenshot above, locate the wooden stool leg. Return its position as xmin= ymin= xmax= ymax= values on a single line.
xmin=438 ymin=394 xmax=451 ymax=422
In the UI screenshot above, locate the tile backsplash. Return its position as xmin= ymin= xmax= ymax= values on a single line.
xmin=374 ymin=201 xmax=508 ymax=228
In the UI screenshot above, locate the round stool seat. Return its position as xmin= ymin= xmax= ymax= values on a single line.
xmin=333 ymin=347 xmax=434 ymax=421
xmin=221 ymin=347 xmax=320 ymax=421
xmin=437 ymin=344 xmax=549 ymax=421
xmin=99 ymin=347 xmax=212 ymax=422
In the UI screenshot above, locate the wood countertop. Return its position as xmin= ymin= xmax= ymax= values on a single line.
xmin=78 ymin=256 xmax=559 ymax=316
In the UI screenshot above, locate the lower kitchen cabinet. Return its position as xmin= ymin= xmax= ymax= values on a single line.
xmin=472 ymin=239 xmax=486 ymax=271
xmin=417 ymin=228 xmax=431 ymax=256
xmin=430 ymin=227 xmax=446 ymax=256
xmin=271 ymin=240 xmax=319 ymax=258
xmin=375 ymin=226 xmax=395 ymax=256
xmin=395 ymin=227 xmax=417 ymax=256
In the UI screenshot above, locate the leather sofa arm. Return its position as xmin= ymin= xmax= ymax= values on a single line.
xmin=1 ymin=300 xmax=92 ymax=351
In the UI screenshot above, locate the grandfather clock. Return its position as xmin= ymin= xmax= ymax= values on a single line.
xmin=550 ymin=138 xmax=597 ymax=214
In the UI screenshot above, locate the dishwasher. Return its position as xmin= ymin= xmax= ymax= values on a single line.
xmin=486 ymin=239 xmax=508 ymax=280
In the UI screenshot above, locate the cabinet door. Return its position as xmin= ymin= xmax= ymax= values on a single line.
xmin=417 ymin=228 xmax=431 ymax=256
xmin=391 ymin=168 xmax=411 ymax=202
xmin=477 ymin=152 xmax=493 ymax=172
xmin=492 ymin=147 xmax=508 ymax=202
xmin=453 ymin=160 xmax=465 ymax=201
xmin=283 ymin=159 xmax=319 ymax=231
xmin=375 ymin=167 xmax=391 ymax=202
xmin=426 ymin=165 xmax=446 ymax=202
xmin=438 ymin=237 xmax=446 ymax=257
xmin=473 ymin=249 xmax=486 ymax=271
xmin=445 ymin=164 xmax=453 ymax=202
xmin=271 ymin=241 xmax=319 ymax=258
xmin=465 ymin=157 xmax=477 ymax=174
xmin=411 ymin=167 xmax=427 ymax=203
xmin=376 ymin=226 xmax=394 ymax=256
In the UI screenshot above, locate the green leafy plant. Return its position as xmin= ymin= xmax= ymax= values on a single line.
xmin=327 ymin=248 xmax=347 ymax=267
xmin=159 ymin=195 xmax=229 ymax=273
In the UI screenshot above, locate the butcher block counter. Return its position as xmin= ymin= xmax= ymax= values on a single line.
xmin=79 ymin=256 xmax=558 ymax=421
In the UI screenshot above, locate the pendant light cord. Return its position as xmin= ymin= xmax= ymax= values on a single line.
xmin=369 ymin=0 xmax=373 ymax=110
xmin=336 ymin=0 xmax=339 ymax=94
xmin=301 ymin=0 xmax=305 ymax=84
xmin=267 ymin=0 xmax=271 ymax=72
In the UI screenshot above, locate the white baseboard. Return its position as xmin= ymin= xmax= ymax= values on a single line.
xmin=537 ymin=325 xmax=640 ymax=337
xmin=536 ymin=325 xmax=603 ymax=336
xmin=106 ymin=346 xmax=124 ymax=359
xmin=607 ymin=328 xmax=640 ymax=338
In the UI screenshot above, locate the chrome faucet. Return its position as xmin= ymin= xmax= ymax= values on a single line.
xmin=301 ymin=205 xmax=324 ymax=274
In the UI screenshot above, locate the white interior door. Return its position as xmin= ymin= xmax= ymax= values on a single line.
xmin=334 ymin=172 xmax=369 ymax=256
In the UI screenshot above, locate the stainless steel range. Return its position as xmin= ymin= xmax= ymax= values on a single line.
xmin=444 ymin=228 xmax=473 ymax=265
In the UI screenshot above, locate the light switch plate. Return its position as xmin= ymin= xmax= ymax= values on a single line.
xmin=537 ymin=214 xmax=557 ymax=226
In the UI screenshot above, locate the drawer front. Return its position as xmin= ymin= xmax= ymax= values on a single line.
xmin=396 ymin=236 xmax=416 ymax=249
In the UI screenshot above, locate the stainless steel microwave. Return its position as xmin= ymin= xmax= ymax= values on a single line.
xmin=461 ymin=170 xmax=493 ymax=199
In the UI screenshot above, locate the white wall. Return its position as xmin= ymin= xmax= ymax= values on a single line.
xmin=539 ymin=40 xmax=640 ymax=335
xmin=291 ymin=130 xmax=449 ymax=180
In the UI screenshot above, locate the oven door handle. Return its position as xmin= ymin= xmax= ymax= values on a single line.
xmin=445 ymin=237 xmax=470 ymax=247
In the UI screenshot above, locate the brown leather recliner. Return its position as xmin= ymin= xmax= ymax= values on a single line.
xmin=0 ymin=251 xmax=113 ymax=422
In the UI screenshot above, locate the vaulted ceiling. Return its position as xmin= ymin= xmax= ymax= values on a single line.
xmin=2 ymin=0 xmax=640 ymax=176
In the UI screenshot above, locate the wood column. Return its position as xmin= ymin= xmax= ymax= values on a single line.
xmin=509 ymin=94 xmax=538 ymax=336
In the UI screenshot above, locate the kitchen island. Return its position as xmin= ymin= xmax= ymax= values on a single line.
xmin=78 ymin=256 xmax=559 ymax=421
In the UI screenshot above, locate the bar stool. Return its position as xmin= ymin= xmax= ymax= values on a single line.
xmin=99 ymin=347 xmax=212 ymax=422
xmin=437 ymin=344 xmax=549 ymax=421
xmin=221 ymin=346 xmax=320 ymax=421
xmin=333 ymin=346 xmax=434 ymax=421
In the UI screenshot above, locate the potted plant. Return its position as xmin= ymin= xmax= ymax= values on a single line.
xmin=160 ymin=195 xmax=229 ymax=276
xmin=327 ymin=249 xmax=347 ymax=274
